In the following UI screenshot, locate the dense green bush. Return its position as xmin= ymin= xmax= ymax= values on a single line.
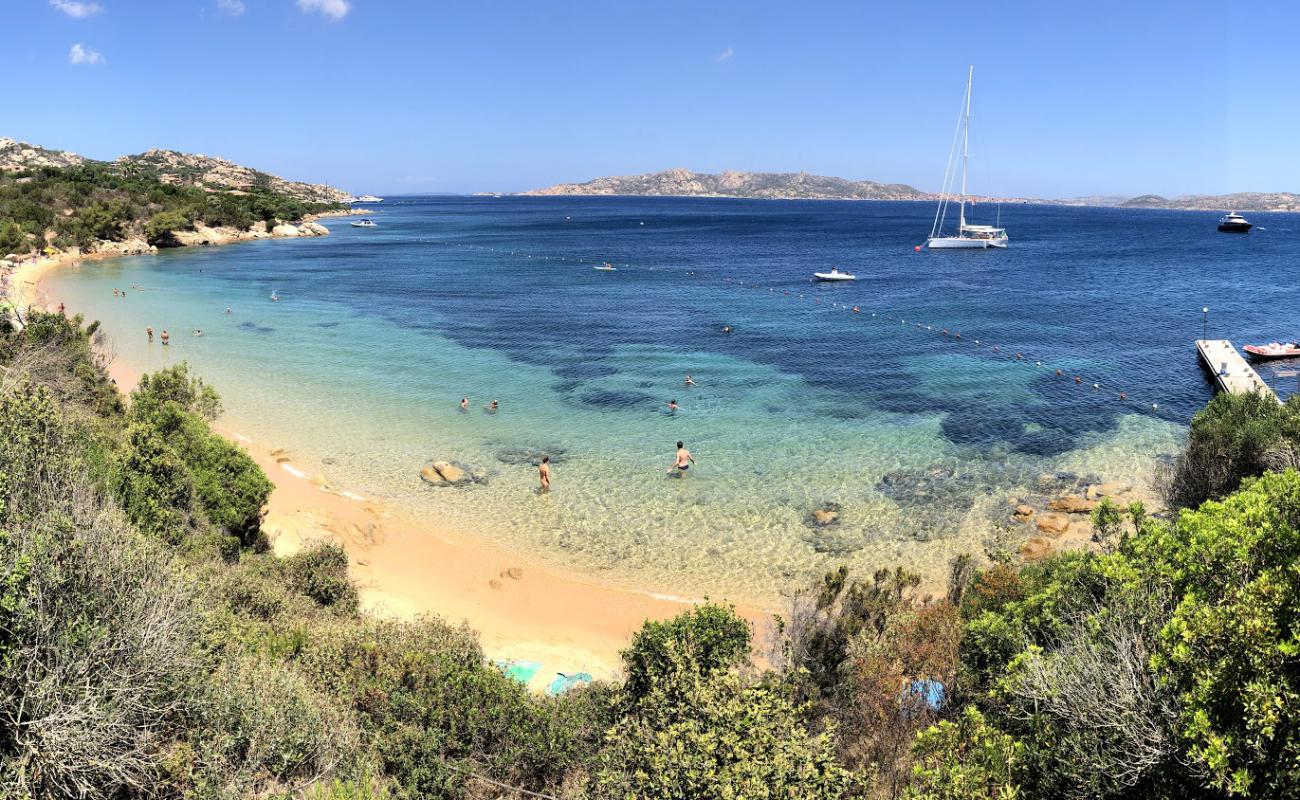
xmin=597 ymin=646 xmax=855 ymax=799
xmin=283 ymin=543 xmax=360 ymax=613
xmin=145 ymin=209 xmax=192 ymax=247
xmin=1163 ymin=390 xmax=1300 ymax=509
xmin=622 ymin=602 xmax=751 ymax=702
xmin=905 ymin=707 xmax=1022 ymax=800
xmin=0 ymin=218 xmax=28 ymax=255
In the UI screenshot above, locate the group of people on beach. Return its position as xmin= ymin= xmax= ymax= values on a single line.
xmin=461 ymin=371 xmax=700 ymax=493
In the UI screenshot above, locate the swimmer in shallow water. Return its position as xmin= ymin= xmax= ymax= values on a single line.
xmin=460 ymin=397 xmax=469 ymax=411
xmin=666 ymin=399 xmax=679 ymax=414
xmin=486 ymin=399 xmax=499 ymax=414
xmin=667 ymin=440 xmax=695 ymax=477
xmin=684 ymin=374 xmax=696 ymax=387
xmin=193 ymin=329 xmax=202 ymax=337
xmin=538 ymin=455 xmax=550 ymax=493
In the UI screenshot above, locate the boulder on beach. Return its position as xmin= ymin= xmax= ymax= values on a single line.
xmin=420 ymin=460 xmax=485 ymax=487
xmin=271 ymin=223 xmax=300 ymax=237
xmin=1019 ymin=536 xmax=1053 ymax=562
xmin=1086 ymin=481 xmax=1134 ymax=500
xmin=1048 ymin=496 xmax=1097 ymax=514
xmin=1036 ymin=512 xmax=1071 ymax=536
xmin=1012 ymin=504 xmax=1034 ymax=522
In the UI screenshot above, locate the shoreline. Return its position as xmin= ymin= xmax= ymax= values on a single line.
xmin=32 ymin=247 xmax=763 ymax=691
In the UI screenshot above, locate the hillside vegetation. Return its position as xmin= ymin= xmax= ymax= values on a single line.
xmin=523 ymin=168 xmax=932 ymax=200
xmin=0 ymin=161 xmax=343 ymax=257
xmin=4 ymin=305 xmax=1300 ymax=799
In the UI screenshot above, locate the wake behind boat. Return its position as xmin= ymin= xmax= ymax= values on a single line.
xmin=926 ymin=66 xmax=1009 ymax=250
xmin=1244 ymin=341 xmax=1300 ymax=360
xmin=813 ymin=268 xmax=856 ymax=281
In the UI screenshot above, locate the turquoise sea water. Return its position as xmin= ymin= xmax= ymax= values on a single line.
xmin=43 ymin=198 xmax=1300 ymax=601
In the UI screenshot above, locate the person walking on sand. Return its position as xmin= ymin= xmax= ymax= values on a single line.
xmin=539 ymin=455 xmax=551 ymax=492
xmin=667 ymin=441 xmax=695 ymax=477
xmin=160 ymin=330 xmax=170 ymax=346
xmin=146 ymin=326 xmax=153 ymax=343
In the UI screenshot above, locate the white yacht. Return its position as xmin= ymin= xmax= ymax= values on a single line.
xmin=926 ymin=67 xmax=1008 ymax=250
xmin=813 ymin=268 xmax=856 ymax=282
xmin=355 ymin=194 xmax=384 ymax=203
xmin=1217 ymin=212 xmax=1252 ymax=233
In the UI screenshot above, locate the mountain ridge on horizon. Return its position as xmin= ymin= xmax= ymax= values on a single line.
xmin=522 ymin=167 xmax=1300 ymax=212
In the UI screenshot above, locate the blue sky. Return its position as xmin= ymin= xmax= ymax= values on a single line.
xmin=4 ymin=0 xmax=1296 ymax=197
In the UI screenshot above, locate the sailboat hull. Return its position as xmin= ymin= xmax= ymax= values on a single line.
xmin=926 ymin=236 xmax=995 ymax=249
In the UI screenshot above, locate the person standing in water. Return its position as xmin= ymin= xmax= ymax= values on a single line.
xmin=486 ymin=399 xmax=499 ymax=414
xmin=538 ymin=455 xmax=551 ymax=492
xmin=146 ymin=326 xmax=153 ymax=343
xmin=667 ymin=399 xmax=679 ymax=414
xmin=667 ymin=441 xmax=695 ymax=477
xmin=160 ymin=330 xmax=170 ymax=346
xmin=460 ymin=397 xmax=469 ymax=412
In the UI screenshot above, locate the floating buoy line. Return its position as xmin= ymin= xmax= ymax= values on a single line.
xmin=433 ymin=239 xmax=1174 ymax=414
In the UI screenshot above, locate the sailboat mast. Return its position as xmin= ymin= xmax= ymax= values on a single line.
xmin=958 ymin=65 xmax=972 ymax=232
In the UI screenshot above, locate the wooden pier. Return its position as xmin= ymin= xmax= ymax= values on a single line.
xmin=1195 ymin=339 xmax=1278 ymax=401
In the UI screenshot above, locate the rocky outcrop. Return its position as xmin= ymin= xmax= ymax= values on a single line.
xmin=1048 ymin=496 xmax=1097 ymax=514
xmin=523 ymin=169 xmax=932 ymax=201
xmin=420 ymin=461 xmax=486 ymax=487
xmin=1036 ymin=513 xmax=1071 ymax=536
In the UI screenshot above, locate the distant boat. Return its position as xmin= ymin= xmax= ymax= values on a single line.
xmin=354 ymin=195 xmax=384 ymax=203
xmin=1244 ymin=342 xmax=1300 ymax=360
xmin=813 ymin=268 xmax=856 ymax=282
xmin=926 ymin=66 xmax=1009 ymax=250
xmin=270 ymin=290 xmax=280 ymax=302
xmin=1218 ymin=212 xmax=1253 ymax=233
xmin=593 ymin=262 xmax=617 ymax=272
xmin=350 ymin=218 xmax=377 ymax=228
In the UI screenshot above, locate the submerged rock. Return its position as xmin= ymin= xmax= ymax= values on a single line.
xmin=1048 ymin=496 xmax=1097 ymax=514
xmin=804 ymin=502 xmax=842 ymax=529
xmin=496 ymin=445 xmax=568 ymax=467
xmin=1036 ymin=512 xmax=1071 ymax=536
xmin=420 ymin=460 xmax=486 ymax=487
xmin=877 ymin=464 xmax=986 ymax=512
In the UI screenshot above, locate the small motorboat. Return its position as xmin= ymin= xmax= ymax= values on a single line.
xmin=813 ymin=268 xmax=856 ymax=282
xmin=593 ymin=262 xmax=617 ymax=272
xmin=350 ymin=218 xmax=377 ymax=228
xmin=1218 ymin=212 xmax=1252 ymax=233
xmin=1244 ymin=342 xmax=1300 ymax=360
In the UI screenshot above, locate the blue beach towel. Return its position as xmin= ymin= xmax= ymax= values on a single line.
xmin=546 ymin=672 xmax=593 ymax=696
xmin=494 ymin=659 xmax=542 ymax=685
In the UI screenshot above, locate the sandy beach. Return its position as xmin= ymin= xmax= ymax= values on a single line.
xmin=20 ymin=254 xmax=759 ymax=691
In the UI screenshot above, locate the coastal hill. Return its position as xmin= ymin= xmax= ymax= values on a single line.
xmin=0 ymin=137 xmax=349 ymax=266
xmin=0 ymin=137 xmax=350 ymax=204
xmin=522 ymin=168 xmax=933 ymax=201
xmin=1120 ymin=192 xmax=1300 ymax=212
xmin=524 ymin=167 xmax=1300 ymax=211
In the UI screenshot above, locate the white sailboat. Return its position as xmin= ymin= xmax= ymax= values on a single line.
xmin=926 ymin=66 xmax=1008 ymax=250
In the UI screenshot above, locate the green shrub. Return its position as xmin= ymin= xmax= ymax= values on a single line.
xmin=1162 ymin=391 xmax=1300 ymax=509
xmin=622 ymin=602 xmax=751 ymax=702
xmin=144 ymin=210 xmax=191 ymax=247
xmin=113 ymin=423 xmax=197 ymax=543
xmin=0 ymin=218 xmax=28 ymax=255
xmin=597 ymin=648 xmax=854 ymax=799
xmin=905 ymin=707 xmax=1022 ymax=800
xmin=283 ymin=542 xmax=359 ymax=613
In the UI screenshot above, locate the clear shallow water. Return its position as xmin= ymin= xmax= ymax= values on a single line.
xmin=45 ymin=198 xmax=1300 ymax=601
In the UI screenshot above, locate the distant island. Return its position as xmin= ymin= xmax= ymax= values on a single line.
xmin=522 ymin=168 xmax=933 ymax=201
xmin=523 ymin=167 xmax=1300 ymax=212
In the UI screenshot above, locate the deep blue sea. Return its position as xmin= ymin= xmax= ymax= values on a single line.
xmin=45 ymin=197 xmax=1300 ymax=599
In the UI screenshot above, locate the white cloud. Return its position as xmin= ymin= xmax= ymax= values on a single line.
xmin=713 ymin=46 xmax=733 ymax=63
xmin=69 ymin=42 xmax=105 ymax=65
xmin=217 ymin=0 xmax=246 ymax=15
xmin=49 ymin=0 xmax=104 ymax=18
xmin=297 ymin=0 xmax=350 ymax=21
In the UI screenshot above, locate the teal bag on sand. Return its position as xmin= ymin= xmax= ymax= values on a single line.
xmin=546 ymin=672 xmax=593 ymax=696
xmin=495 ymin=659 xmax=542 ymax=684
